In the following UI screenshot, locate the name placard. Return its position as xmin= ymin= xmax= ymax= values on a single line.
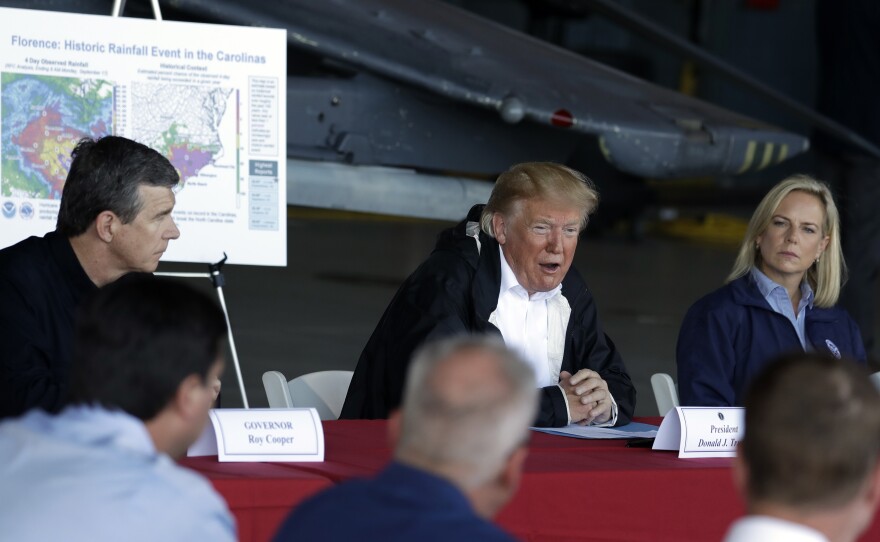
xmin=652 ymin=407 xmax=744 ymax=458
xmin=188 ymin=408 xmax=324 ymax=462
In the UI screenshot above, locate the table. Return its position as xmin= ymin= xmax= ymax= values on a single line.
xmin=179 ymin=457 xmax=332 ymax=542
xmin=181 ymin=419 xmax=880 ymax=541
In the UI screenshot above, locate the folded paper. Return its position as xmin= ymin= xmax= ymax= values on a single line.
xmin=188 ymin=408 xmax=324 ymax=462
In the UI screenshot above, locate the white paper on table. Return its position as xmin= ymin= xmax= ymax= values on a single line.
xmin=531 ymin=421 xmax=659 ymax=439
xmin=187 ymin=408 xmax=324 ymax=462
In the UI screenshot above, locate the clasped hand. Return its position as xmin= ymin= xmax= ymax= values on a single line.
xmin=559 ymin=369 xmax=612 ymax=425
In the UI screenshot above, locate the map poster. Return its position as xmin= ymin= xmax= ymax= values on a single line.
xmin=0 ymin=7 xmax=287 ymax=266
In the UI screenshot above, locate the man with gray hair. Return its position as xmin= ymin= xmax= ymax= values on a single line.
xmin=725 ymin=352 xmax=880 ymax=542
xmin=343 ymin=162 xmax=635 ymax=427
xmin=274 ymin=335 xmax=538 ymax=541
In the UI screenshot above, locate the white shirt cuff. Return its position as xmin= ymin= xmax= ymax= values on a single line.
xmin=558 ymin=384 xmax=618 ymax=427
xmin=589 ymin=393 xmax=618 ymax=427
xmin=557 ymin=383 xmax=572 ymax=425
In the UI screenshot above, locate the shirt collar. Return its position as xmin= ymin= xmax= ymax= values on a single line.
xmin=750 ymin=266 xmax=815 ymax=309
xmin=498 ymin=247 xmax=561 ymax=301
xmin=725 ymin=515 xmax=828 ymax=542
xmin=800 ymin=279 xmax=815 ymax=309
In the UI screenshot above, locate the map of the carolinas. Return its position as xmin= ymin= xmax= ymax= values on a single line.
xmin=1 ymin=73 xmax=113 ymax=199
xmin=132 ymin=83 xmax=233 ymax=185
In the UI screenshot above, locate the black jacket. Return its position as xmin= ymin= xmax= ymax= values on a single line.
xmin=0 ymin=231 xmax=96 ymax=419
xmin=341 ymin=205 xmax=635 ymax=427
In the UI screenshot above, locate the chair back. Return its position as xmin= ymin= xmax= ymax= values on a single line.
xmin=262 ymin=370 xmax=294 ymax=408
xmin=262 ymin=370 xmax=354 ymax=420
xmin=289 ymin=370 xmax=354 ymax=420
xmin=651 ymin=372 xmax=679 ymax=417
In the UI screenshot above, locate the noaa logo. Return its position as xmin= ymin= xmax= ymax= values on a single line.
xmin=1 ymin=201 xmax=15 ymax=219
xmin=825 ymin=339 xmax=842 ymax=359
xmin=718 ymin=412 xmax=725 ymax=421
xmin=19 ymin=202 xmax=34 ymax=220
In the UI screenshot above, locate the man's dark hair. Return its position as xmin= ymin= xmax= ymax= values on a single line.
xmin=742 ymin=353 xmax=880 ymax=508
xmin=68 ymin=276 xmax=226 ymax=421
xmin=56 ymin=136 xmax=179 ymax=236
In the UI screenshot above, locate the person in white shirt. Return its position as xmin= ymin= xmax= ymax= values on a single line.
xmin=342 ymin=162 xmax=635 ymax=427
xmin=725 ymin=352 xmax=880 ymax=542
xmin=0 ymin=276 xmax=236 ymax=542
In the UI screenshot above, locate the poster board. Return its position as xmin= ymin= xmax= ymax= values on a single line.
xmin=0 ymin=6 xmax=287 ymax=266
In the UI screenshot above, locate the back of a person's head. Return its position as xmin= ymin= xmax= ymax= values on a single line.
xmin=396 ymin=335 xmax=538 ymax=487
xmin=56 ymin=136 xmax=179 ymax=236
xmin=742 ymin=353 xmax=880 ymax=509
xmin=68 ymin=276 xmax=225 ymax=421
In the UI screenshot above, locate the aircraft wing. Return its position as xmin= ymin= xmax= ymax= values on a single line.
xmin=174 ymin=0 xmax=808 ymax=178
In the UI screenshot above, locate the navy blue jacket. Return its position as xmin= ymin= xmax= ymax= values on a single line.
xmin=677 ymin=275 xmax=866 ymax=406
xmin=272 ymin=462 xmax=517 ymax=542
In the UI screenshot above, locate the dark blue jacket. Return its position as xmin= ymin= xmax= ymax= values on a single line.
xmin=677 ymin=275 xmax=866 ymax=406
xmin=272 ymin=462 xmax=517 ymax=542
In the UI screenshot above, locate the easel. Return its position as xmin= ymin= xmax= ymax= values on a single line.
xmin=111 ymin=0 xmax=163 ymax=20
xmin=157 ymin=256 xmax=251 ymax=408
xmin=113 ymin=1 xmax=251 ymax=408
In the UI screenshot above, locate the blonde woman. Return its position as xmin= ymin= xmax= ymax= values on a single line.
xmin=677 ymin=175 xmax=866 ymax=406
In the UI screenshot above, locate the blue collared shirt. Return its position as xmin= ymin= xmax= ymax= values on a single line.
xmin=0 ymin=405 xmax=236 ymax=542
xmin=750 ymin=267 xmax=814 ymax=349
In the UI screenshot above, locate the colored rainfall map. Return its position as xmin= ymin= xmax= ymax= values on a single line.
xmin=132 ymin=83 xmax=233 ymax=185
xmin=1 ymin=73 xmax=113 ymax=199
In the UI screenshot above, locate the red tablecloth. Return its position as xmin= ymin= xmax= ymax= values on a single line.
xmin=182 ymin=419 xmax=880 ymax=542
xmin=178 ymin=456 xmax=332 ymax=542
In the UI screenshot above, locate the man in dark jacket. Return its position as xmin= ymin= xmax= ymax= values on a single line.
xmin=276 ymin=336 xmax=537 ymax=541
xmin=341 ymin=162 xmax=635 ymax=427
xmin=0 ymin=136 xmax=182 ymax=419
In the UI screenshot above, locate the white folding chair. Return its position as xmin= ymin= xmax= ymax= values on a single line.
xmin=651 ymin=372 xmax=679 ymax=417
xmin=870 ymin=371 xmax=880 ymax=391
xmin=261 ymin=370 xmax=354 ymax=420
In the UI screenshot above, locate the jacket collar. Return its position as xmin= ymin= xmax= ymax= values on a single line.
xmin=472 ymin=234 xmax=502 ymax=328
xmin=730 ymin=273 xmax=777 ymax=310
xmin=730 ymin=273 xmax=838 ymax=323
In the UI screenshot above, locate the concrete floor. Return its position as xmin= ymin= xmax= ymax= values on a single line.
xmin=158 ymin=210 xmax=750 ymax=417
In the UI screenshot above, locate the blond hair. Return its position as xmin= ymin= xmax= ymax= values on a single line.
xmin=727 ymin=174 xmax=845 ymax=307
xmin=480 ymin=162 xmax=598 ymax=237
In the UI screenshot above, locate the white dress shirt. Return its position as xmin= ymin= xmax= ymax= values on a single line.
xmin=723 ymin=516 xmax=828 ymax=542
xmin=491 ymin=248 xmax=563 ymax=388
xmin=490 ymin=247 xmax=617 ymax=425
